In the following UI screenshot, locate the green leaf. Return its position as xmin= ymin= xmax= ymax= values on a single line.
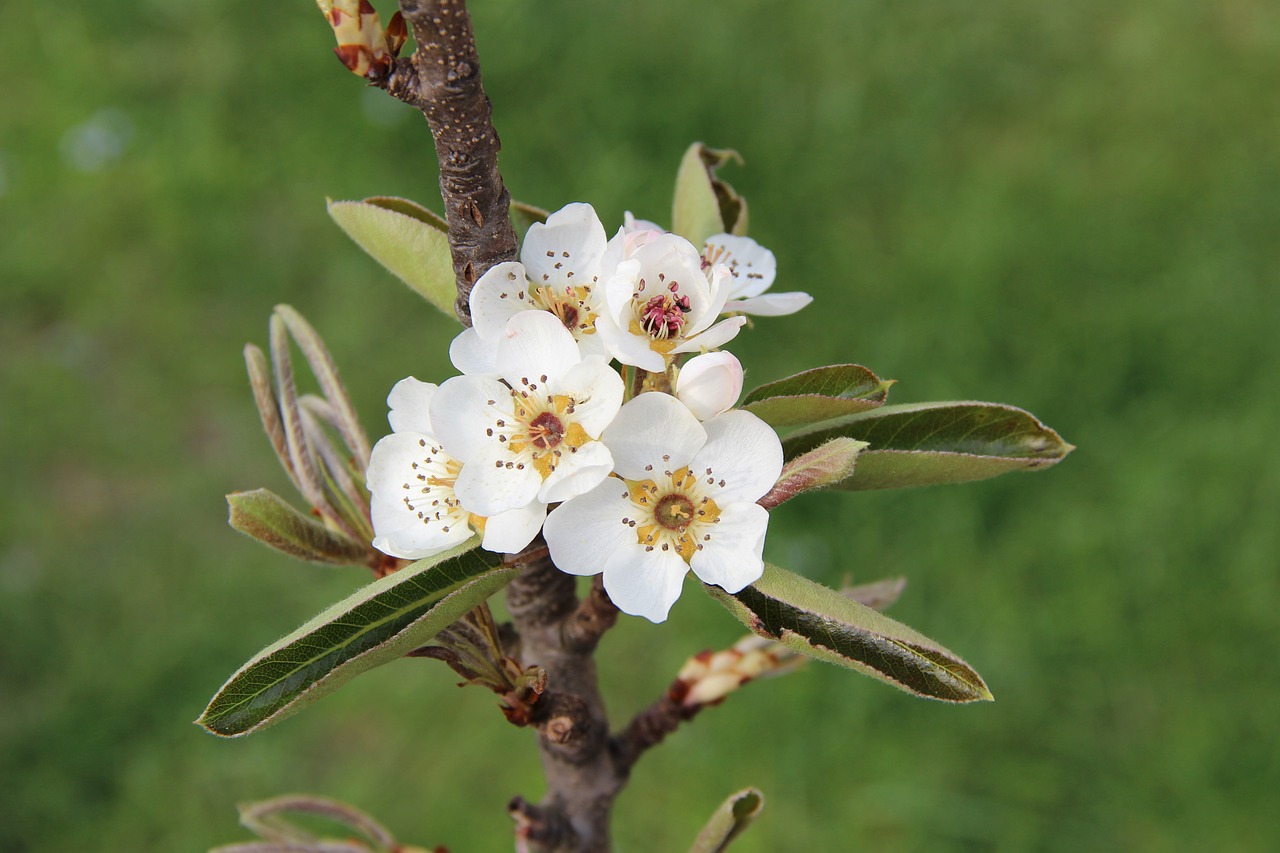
xmin=227 ymin=489 xmax=369 ymax=566
xmin=197 ymin=541 xmax=514 ymax=737
xmin=327 ymin=198 xmax=456 ymax=318
xmin=742 ymin=364 xmax=893 ymax=428
xmin=688 ymin=788 xmax=765 ymax=853
xmin=782 ymin=401 xmax=1073 ymax=491
xmin=707 ymin=564 xmax=993 ymax=703
xmin=758 ymin=437 xmax=868 ymax=509
xmin=672 ymin=143 xmax=747 ymax=246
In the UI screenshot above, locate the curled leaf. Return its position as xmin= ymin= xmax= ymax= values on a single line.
xmin=707 ymin=564 xmax=992 ymax=703
xmin=672 ymin=143 xmax=748 ymax=246
xmin=688 ymin=788 xmax=765 ymax=853
xmin=782 ymin=401 xmax=1073 ymax=491
xmin=742 ymin=364 xmax=893 ymax=429
xmin=227 ymin=489 xmax=370 ymax=566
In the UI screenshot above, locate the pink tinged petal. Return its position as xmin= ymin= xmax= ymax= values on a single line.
xmin=730 ymin=292 xmax=814 ymax=317
xmin=689 ymin=502 xmax=769 ymax=593
xmin=431 ymin=375 xmax=513 ymax=462
xmin=675 ymin=352 xmax=743 ymax=421
xmin=454 ymin=444 xmax=542 ymax=515
xmin=703 ymin=234 xmax=777 ymax=299
xmin=495 ymin=310 xmax=582 ymax=386
xmin=543 ymin=480 xmax=638 ymax=576
xmin=481 ymin=501 xmax=547 ymax=554
xmin=449 ymin=328 xmax=499 ymax=376
xmin=623 ymin=211 xmax=664 ymax=234
xmin=539 ymin=440 xmax=614 ymax=504
xmin=386 ymin=377 xmax=438 ymax=434
xmin=670 ymin=316 xmax=746 ymax=355
xmin=470 ymin=261 xmax=534 ymax=341
xmin=603 ymin=393 xmax=706 ymax=479
xmin=602 ymin=540 xmax=689 ymax=623
xmin=691 ymin=410 xmax=784 ymax=504
xmin=521 ymin=202 xmax=607 ymax=285
xmin=556 ymin=359 xmax=624 ymax=437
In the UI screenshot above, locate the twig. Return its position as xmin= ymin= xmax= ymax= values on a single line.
xmin=377 ymin=0 xmax=518 ymax=325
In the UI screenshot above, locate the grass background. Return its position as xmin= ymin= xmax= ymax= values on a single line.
xmin=3 ymin=1 xmax=1278 ymax=850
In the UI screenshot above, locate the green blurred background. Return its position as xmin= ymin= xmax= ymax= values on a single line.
xmin=4 ymin=1 xmax=1278 ymax=850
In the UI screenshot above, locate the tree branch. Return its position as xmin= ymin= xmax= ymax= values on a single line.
xmin=378 ymin=0 xmax=518 ymax=326
xmin=505 ymin=548 xmax=623 ymax=853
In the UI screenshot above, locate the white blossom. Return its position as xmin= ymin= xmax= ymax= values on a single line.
xmin=543 ymin=393 xmax=783 ymax=623
xmin=450 ymin=202 xmax=610 ymax=375
xmin=434 ymin=311 xmax=624 ymax=516
xmin=701 ymin=234 xmax=812 ymax=317
xmin=366 ymin=378 xmax=546 ymax=559
xmin=675 ymin=351 xmax=743 ymax=420
xmin=596 ymin=231 xmax=746 ymax=371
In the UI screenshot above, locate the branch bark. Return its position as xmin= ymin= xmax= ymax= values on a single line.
xmin=379 ymin=0 xmax=518 ymax=326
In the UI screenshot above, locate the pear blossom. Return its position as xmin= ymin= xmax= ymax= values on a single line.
xmin=675 ymin=351 xmax=743 ymax=421
xmin=701 ymin=234 xmax=812 ymax=317
xmin=597 ymin=231 xmax=746 ymax=371
xmin=543 ymin=392 xmax=783 ymax=623
xmin=366 ymin=378 xmax=546 ymax=559
xmin=433 ymin=311 xmax=624 ymax=516
xmin=450 ymin=203 xmax=610 ymax=375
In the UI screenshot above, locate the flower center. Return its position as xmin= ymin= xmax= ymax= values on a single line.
xmin=639 ymin=291 xmax=691 ymax=339
xmin=532 ymin=285 xmax=597 ymax=337
xmin=653 ymin=493 xmax=696 ymax=531
xmin=528 ymin=411 xmax=566 ymax=449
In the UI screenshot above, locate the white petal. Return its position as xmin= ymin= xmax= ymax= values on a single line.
xmin=703 ymin=234 xmax=777 ymax=299
xmin=481 ymin=501 xmax=547 ymax=554
xmin=373 ymin=525 xmax=474 ymax=561
xmin=495 ymin=310 xmax=582 ymax=386
xmin=597 ymin=314 xmax=665 ymax=372
xmin=556 ymin=358 xmax=624 ymax=437
xmin=603 ymin=393 xmax=706 ymax=480
xmin=448 ymin=328 xmax=499 ymax=376
xmin=670 ymin=316 xmax=746 ymax=354
xmin=470 ymin=261 xmax=534 ymax=341
xmin=623 ymin=211 xmax=664 ymax=234
xmin=386 ymin=377 xmax=437 ymax=434
xmin=431 ymin=375 xmax=512 ymax=463
xmin=675 ymin=352 xmax=743 ymax=421
xmin=539 ymin=440 xmax=614 ymax=504
xmin=690 ymin=410 xmax=783 ymax=504
xmin=602 ymin=541 xmax=688 ymax=623
xmin=543 ymin=480 xmax=638 ymax=576
xmin=689 ymin=502 xmax=768 ymax=593
xmin=685 ymin=264 xmax=730 ymax=335
xmin=454 ymin=443 xmax=542 ymax=515
xmin=632 ymin=235 xmax=712 ymax=327
xmin=730 ymin=292 xmax=814 ymax=317
xmin=521 ymin=202 xmax=607 ymax=286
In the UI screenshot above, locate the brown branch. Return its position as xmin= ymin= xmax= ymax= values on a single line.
xmin=505 ymin=547 xmax=624 ymax=853
xmin=378 ymin=0 xmax=518 ymax=326
xmin=612 ymin=683 xmax=702 ymax=773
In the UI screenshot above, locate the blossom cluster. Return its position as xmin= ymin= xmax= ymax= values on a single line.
xmin=366 ymin=204 xmax=811 ymax=622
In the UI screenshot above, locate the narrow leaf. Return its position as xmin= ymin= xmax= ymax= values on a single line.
xmin=360 ymin=195 xmax=448 ymax=230
xmin=845 ymin=576 xmax=907 ymax=611
xmin=672 ymin=143 xmax=747 ymax=247
xmin=198 ymin=542 xmax=514 ymax=737
xmin=238 ymin=795 xmax=397 ymax=850
xmin=758 ymin=437 xmax=868 ymax=509
xmin=707 ymin=564 xmax=993 ymax=703
xmin=688 ymin=788 xmax=765 ymax=853
xmin=742 ymin=364 xmax=893 ymax=428
xmin=783 ymin=401 xmax=1073 ymax=491
xmin=327 ymin=198 xmax=456 ymax=318
xmin=228 ymin=489 xmax=369 ymax=566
